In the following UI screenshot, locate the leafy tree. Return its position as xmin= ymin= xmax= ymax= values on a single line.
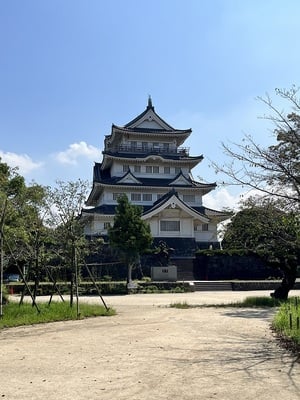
xmin=0 ymin=159 xmax=47 ymax=274
xmin=213 ymin=86 xmax=300 ymax=210
xmin=108 ymin=195 xmax=152 ymax=284
xmin=45 ymin=179 xmax=90 ymax=307
xmin=222 ymin=197 xmax=300 ymax=299
xmin=0 ymin=160 xmax=47 ymax=314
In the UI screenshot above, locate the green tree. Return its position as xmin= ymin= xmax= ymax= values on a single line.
xmin=222 ymin=197 xmax=300 ymax=299
xmin=108 ymin=195 xmax=152 ymax=285
xmin=0 ymin=160 xmax=47 ymax=273
xmin=0 ymin=159 xmax=47 ymax=314
xmin=45 ymin=179 xmax=90 ymax=308
xmin=213 ymin=86 xmax=300 ymax=210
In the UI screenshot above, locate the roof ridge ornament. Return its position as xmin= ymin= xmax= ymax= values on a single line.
xmin=147 ymin=95 xmax=154 ymax=110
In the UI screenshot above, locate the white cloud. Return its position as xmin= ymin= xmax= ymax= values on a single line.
xmin=203 ymin=187 xmax=242 ymax=211
xmin=55 ymin=141 xmax=102 ymax=165
xmin=204 ymin=186 xmax=270 ymax=214
xmin=0 ymin=150 xmax=43 ymax=175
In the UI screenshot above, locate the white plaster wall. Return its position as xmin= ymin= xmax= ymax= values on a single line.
xmin=181 ymin=218 xmax=194 ymax=237
xmin=148 ymin=219 xmax=159 ymax=236
xmin=111 ymin=162 xmax=124 ymax=177
xmin=194 ymin=225 xmax=218 ymax=242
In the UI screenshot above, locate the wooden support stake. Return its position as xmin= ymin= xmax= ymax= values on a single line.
xmin=289 ymin=313 xmax=293 ymax=330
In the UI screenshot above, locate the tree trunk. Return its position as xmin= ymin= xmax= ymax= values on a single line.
xmin=271 ymin=265 xmax=297 ymax=300
xmin=127 ymin=262 xmax=133 ymax=284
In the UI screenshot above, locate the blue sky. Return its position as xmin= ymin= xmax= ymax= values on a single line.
xmin=1 ymin=1 xmax=299 ymax=210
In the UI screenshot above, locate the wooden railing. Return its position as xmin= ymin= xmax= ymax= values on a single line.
xmin=105 ymin=145 xmax=190 ymax=156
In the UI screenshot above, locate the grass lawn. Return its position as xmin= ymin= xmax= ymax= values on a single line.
xmin=170 ymin=295 xmax=284 ymax=309
xmin=0 ymin=301 xmax=115 ymax=329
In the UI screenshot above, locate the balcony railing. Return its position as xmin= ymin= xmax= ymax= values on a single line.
xmin=105 ymin=145 xmax=190 ymax=156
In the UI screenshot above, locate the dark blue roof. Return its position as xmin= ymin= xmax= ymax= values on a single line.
xmin=142 ymin=189 xmax=208 ymax=218
xmin=82 ymin=189 xmax=224 ymax=219
xmin=123 ymin=100 xmax=175 ymax=130
xmin=92 ymin=164 xmax=215 ymax=188
xmin=102 ymin=149 xmax=201 ymax=161
xmin=112 ymin=125 xmax=192 ymax=134
xmin=82 ymin=203 xmax=153 ymax=215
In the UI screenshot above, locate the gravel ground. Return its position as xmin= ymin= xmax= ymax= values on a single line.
xmin=1 ymin=290 xmax=300 ymax=400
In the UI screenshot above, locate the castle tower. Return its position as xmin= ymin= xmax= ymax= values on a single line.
xmin=82 ymin=99 xmax=228 ymax=254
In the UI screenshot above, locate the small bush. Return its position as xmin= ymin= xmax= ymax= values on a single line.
xmin=141 ymin=276 xmax=152 ymax=282
xmin=143 ymin=285 xmax=159 ymax=293
xmin=170 ymin=301 xmax=191 ymax=309
xmin=171 ymin=286 xmax=185 ymax=293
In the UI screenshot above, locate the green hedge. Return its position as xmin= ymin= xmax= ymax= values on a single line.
xmin=6 ymin=281 xmax=191 ymax=296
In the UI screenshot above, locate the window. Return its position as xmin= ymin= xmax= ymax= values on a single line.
xmin=163 ymin=143 xmax=170 ymax=152
xmin=113 ymin=193 xmax=123 ymax=200
xmin=142 ymin=142 xmax=148 ymax=151
xmin=146 ymin=165 xmax=159 ymax=174
xmin=123 ymin=164 xmax=129 ymax=172
xmin=104 ymin=222 xmax=111 ymax=230
xmin=164 ymin=166 xmax=170 ymax=174
xmin=202 ymin=224 xmax=209 ymax=231
xmin=160 ymin=220 xmax=180 ymax=232
xmin=130 ymin=141 xmax=137 ymax=150
xmin=157 ymin=194 xmax=163 ymax=200
xmin=134 ymin=165 xmax=141 ymax=173
xmin=143 ymin=193 xmax=152 ymax=201
xmin=183 ymin=194 xmax=195 ymax=203
xmin=175 ymin=167 xmax=181 ymax=174
xmin=131 ymin=193 xmax=141 ymax=201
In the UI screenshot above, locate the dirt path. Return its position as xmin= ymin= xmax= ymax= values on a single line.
xmin=1 ymin=291 xmax=300 ymax=399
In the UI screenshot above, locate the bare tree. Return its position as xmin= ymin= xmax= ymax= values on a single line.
xmin=212 ymin=86 xmax=300 ymax=209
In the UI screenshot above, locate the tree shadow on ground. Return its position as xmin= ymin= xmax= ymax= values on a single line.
xmin=221 ymin=308 xmax=275 ymax=320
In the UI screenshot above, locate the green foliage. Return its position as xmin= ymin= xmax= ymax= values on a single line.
xmin=0 ymin=301 xmax=115 ymax=328
xmin=222 ymin=198 xmax=299 ymax=298
xmin=170 ymin=301 xmax=191 ymax=309
xmin=230 ymin=296 xmax=283 ymax=308
xmin=108 ymin=195 xmax=152 ymax=281
xmin=142 ymin=284 xmax=159 ymax=293
xmin=196 ymin=248 xmax=249 ymax=256
xmin=223 ymin=198 xmax=299 ymax=270
xmin=170 ymin=296 xmax=283 ymax=309
xmin=44 ymin=179 xmax=91 ymax=285
xmin=0 ymin=159 xmax=48 ymax=273
xmin=273 ymin=297 xmax=300 ymax=346
xmin=109 ymin=195 xmax=152 ymax=260
xmin=141 ymin=276 xmax=152 ymax=282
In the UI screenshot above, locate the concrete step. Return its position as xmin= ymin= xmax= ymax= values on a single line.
xmin=193 ymin=281 xmax=233 ymax=291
